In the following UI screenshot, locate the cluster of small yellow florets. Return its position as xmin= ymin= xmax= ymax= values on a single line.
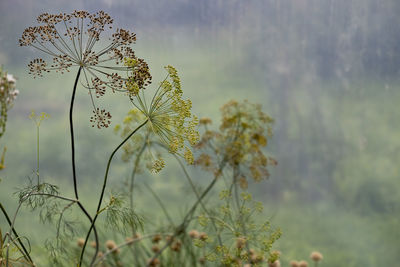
xmin=196 ymin=100 xmax=276 ymax=184
xmin=116 ymin=64 xmax=199 ymax=173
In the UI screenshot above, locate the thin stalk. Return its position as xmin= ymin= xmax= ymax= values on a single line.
xmin=172 ymin=154 xmax=223 ymax=246
xmin=129 ymin=138 xmax=148 ymax=214
xmin=0 ymin=203 xmax=33 ymax=264
xmin=70 ymin=67 xmax=82 ymax=199
xmin=143 ymin=182 xmax=175 ymax=226
xmin=69 ymin=67 xmax=99 ymax=265
xmin=233 ymin=171 xmax=251 ymax=253
xmin=36 ymin=125 xmax=39 ymax=186
xmin=146 ymin=158 xmax=228 ymax=266
xmin=79 ymin=119 xmax=148 ymax=267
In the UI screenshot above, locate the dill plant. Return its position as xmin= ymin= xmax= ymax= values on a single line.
xmin=0 ymin=9 xmax=284 ymax=267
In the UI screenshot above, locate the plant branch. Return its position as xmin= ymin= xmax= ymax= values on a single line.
xmin=0 ymin=202 xmax=33 ymax=264
xmin=79 ymin=119 xmax=148 ymax=267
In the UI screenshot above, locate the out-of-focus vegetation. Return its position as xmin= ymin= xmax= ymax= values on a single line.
xmin=0 ymin=1 xmax=399 ymax=267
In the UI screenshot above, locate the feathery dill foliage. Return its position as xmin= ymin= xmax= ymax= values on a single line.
xmin=0 ymin=68 xmax=19 ymax=139
xmin=19 ymin=10 xmax=152 ymax=128
xmin=115 ymin=64 xmax=199 ymax=173
xmin=101 ymin=194 xmax=143 ymax=233
xmin=196 ymin=100 xmax=277 ymax=184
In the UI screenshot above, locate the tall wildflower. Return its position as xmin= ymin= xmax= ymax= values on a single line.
xmin=115 ymin=64 xmax=199 ymax=172
xmin=19 ymin=10 xmax=152 ymax=128
xmin=196 ymin=100 xmax=276 ymax=184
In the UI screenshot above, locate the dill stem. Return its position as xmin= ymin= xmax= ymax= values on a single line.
xmin=36 ymin=125 xmax=39 ymax=186
xmin=79 ymin=119 xmax=148 ymax=267
xmin=146 ymin=158 xmax=228 ymax=267
xmin=70 ymin=67 xmax=81 ymax=199
xmin=69 ymin=67 xmax=99 ymax=266
xmin=0 ymin=202 xmax=34 ymax=264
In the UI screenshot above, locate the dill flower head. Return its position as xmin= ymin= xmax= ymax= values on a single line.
xmin=310 ymin=251 xmax=323 ymax=262
xmin=115 ymin=65 xmax=199 ymax=172
xmin=105 ymin=240 xmax=117 ymax=250
xmin=77 ymin=238 xmax=85 ymax=247
xmin=151 ymin=244 xmax=160 ymax=253
xmin=299 ymin=260 xmax=309 ymax=267
xmin=188 ymin=229 xmax=199 ymax=239
xmin=152 ymin=234 xmax=162 ymax=244
xmin=147 ymin=258 xmax=160 ymax=266
xmin=20 ymin=10 xmax=152 ymax=128
xmin=196 ymin=100 xmax=276 ymax=182
xmin=268 ymin=260 xmax=281 ymax=267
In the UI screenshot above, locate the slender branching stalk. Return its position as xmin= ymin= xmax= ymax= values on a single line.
xmin=146 ymin=157 xmax=228 ymax=266
xmin=70 ymin=67 xmax=82 ymax=200
xmin=79 ymin=119 xmax=148 ymax=267
xmin=0 ymin=203 xmax=33 ymax=265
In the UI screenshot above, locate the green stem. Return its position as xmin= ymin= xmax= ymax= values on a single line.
xmin=79 ymin=119 xmax=148 ymax=267
xmin=146 ymin=157 xmax=228 ymax=266
xmin=0 ymin=203 xmax=33 ymax=264
xmin=36 ymin=125 xmax=39 ymax=186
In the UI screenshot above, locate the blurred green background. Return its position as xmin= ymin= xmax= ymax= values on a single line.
xmin=1 ymin=0 xmax=400 ymax=266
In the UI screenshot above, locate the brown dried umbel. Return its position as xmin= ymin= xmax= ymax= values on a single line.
xmin=20 ymin=10 xmax=152 ymax=128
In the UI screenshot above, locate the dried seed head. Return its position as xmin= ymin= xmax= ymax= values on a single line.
xmin=299 ymin=260 xmax=308 ymax=267
xmin=105 ymin=240 xmax=117 ymax=250
xmin=171 ymin=240 xmax=181 ymax=252
xmin=199 ymin=232 xmax=208 ymax=241
xmin=152 ymin=234 xmax=162 ymax=244
xmin=90 ymin=108 xmax=112 ymax=129
xmin=235 ymin=237 xmax=246 ymax=249
xmin=199 ymin=117 xmax=212 ymax=125
xmin=151 ymin=245 xmax=160 ymax=253
xmin=310 ymin=251 xmax=323 ymax=262
xmin=20 ymin=10 xmax=152 ymax=129
xmin=268 ymin=260 xmax=281 ymax=267
xmin=290 ymin=260 xmax=300 ymax=267
xmin=188 ymin=229 xmax=199 ymax=239
xmin=198 ymin=257 xmax=206 ymax=265
xmin=147 ymin=258 xmax=160 ymax=267
xmin=77 ymin=238 xmax=85 ymax=247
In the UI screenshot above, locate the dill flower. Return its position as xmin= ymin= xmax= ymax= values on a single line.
xmin=152 ymin=234 xmax=162 ymax=244
xmin=235 ymin=237 xmax=247 ymax=249
xmin=199 ymin=232 xmax=208 ymax=241
xmin=268 ymin=260 xmax=281 ymax=267
xmin=196 ymin=100 xmax=276 ymax=183
xmin=20 ymin=10 xmax=152 ymax=128
xmin=299 ymin=260 xmax=309 ymax=267
xmin=131 ymin=65 xmax=199 ymax=151
xmin=188 ymin=229 xmax=199 ymax=239
xmin=90 ymin=241 xmax=97 ymax=248
xmin=199 ymin=117 xmax=212 ymax=125
xmin=151 ymin=245 xmax=160 ymax=253
xmin=171 ymin=240 xmax=182 ymax=252
xmin=115 ymin=65 xmax=199 ymax=172
xmin=310 ymin=251 xmax=323 ymax=262
xmin=105 ymin=240 xmax=117 ymax=250
xmin=147 ymin=258 xmax=160 ymax=266
xmin=77 ymin=238 xmax=85 ymax=248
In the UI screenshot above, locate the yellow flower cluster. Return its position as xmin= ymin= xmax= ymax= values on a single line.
xmin=116 ymin=63 xmax=199 ymax=172
xmin=196 ymin=100 xmax=276 ymax=183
